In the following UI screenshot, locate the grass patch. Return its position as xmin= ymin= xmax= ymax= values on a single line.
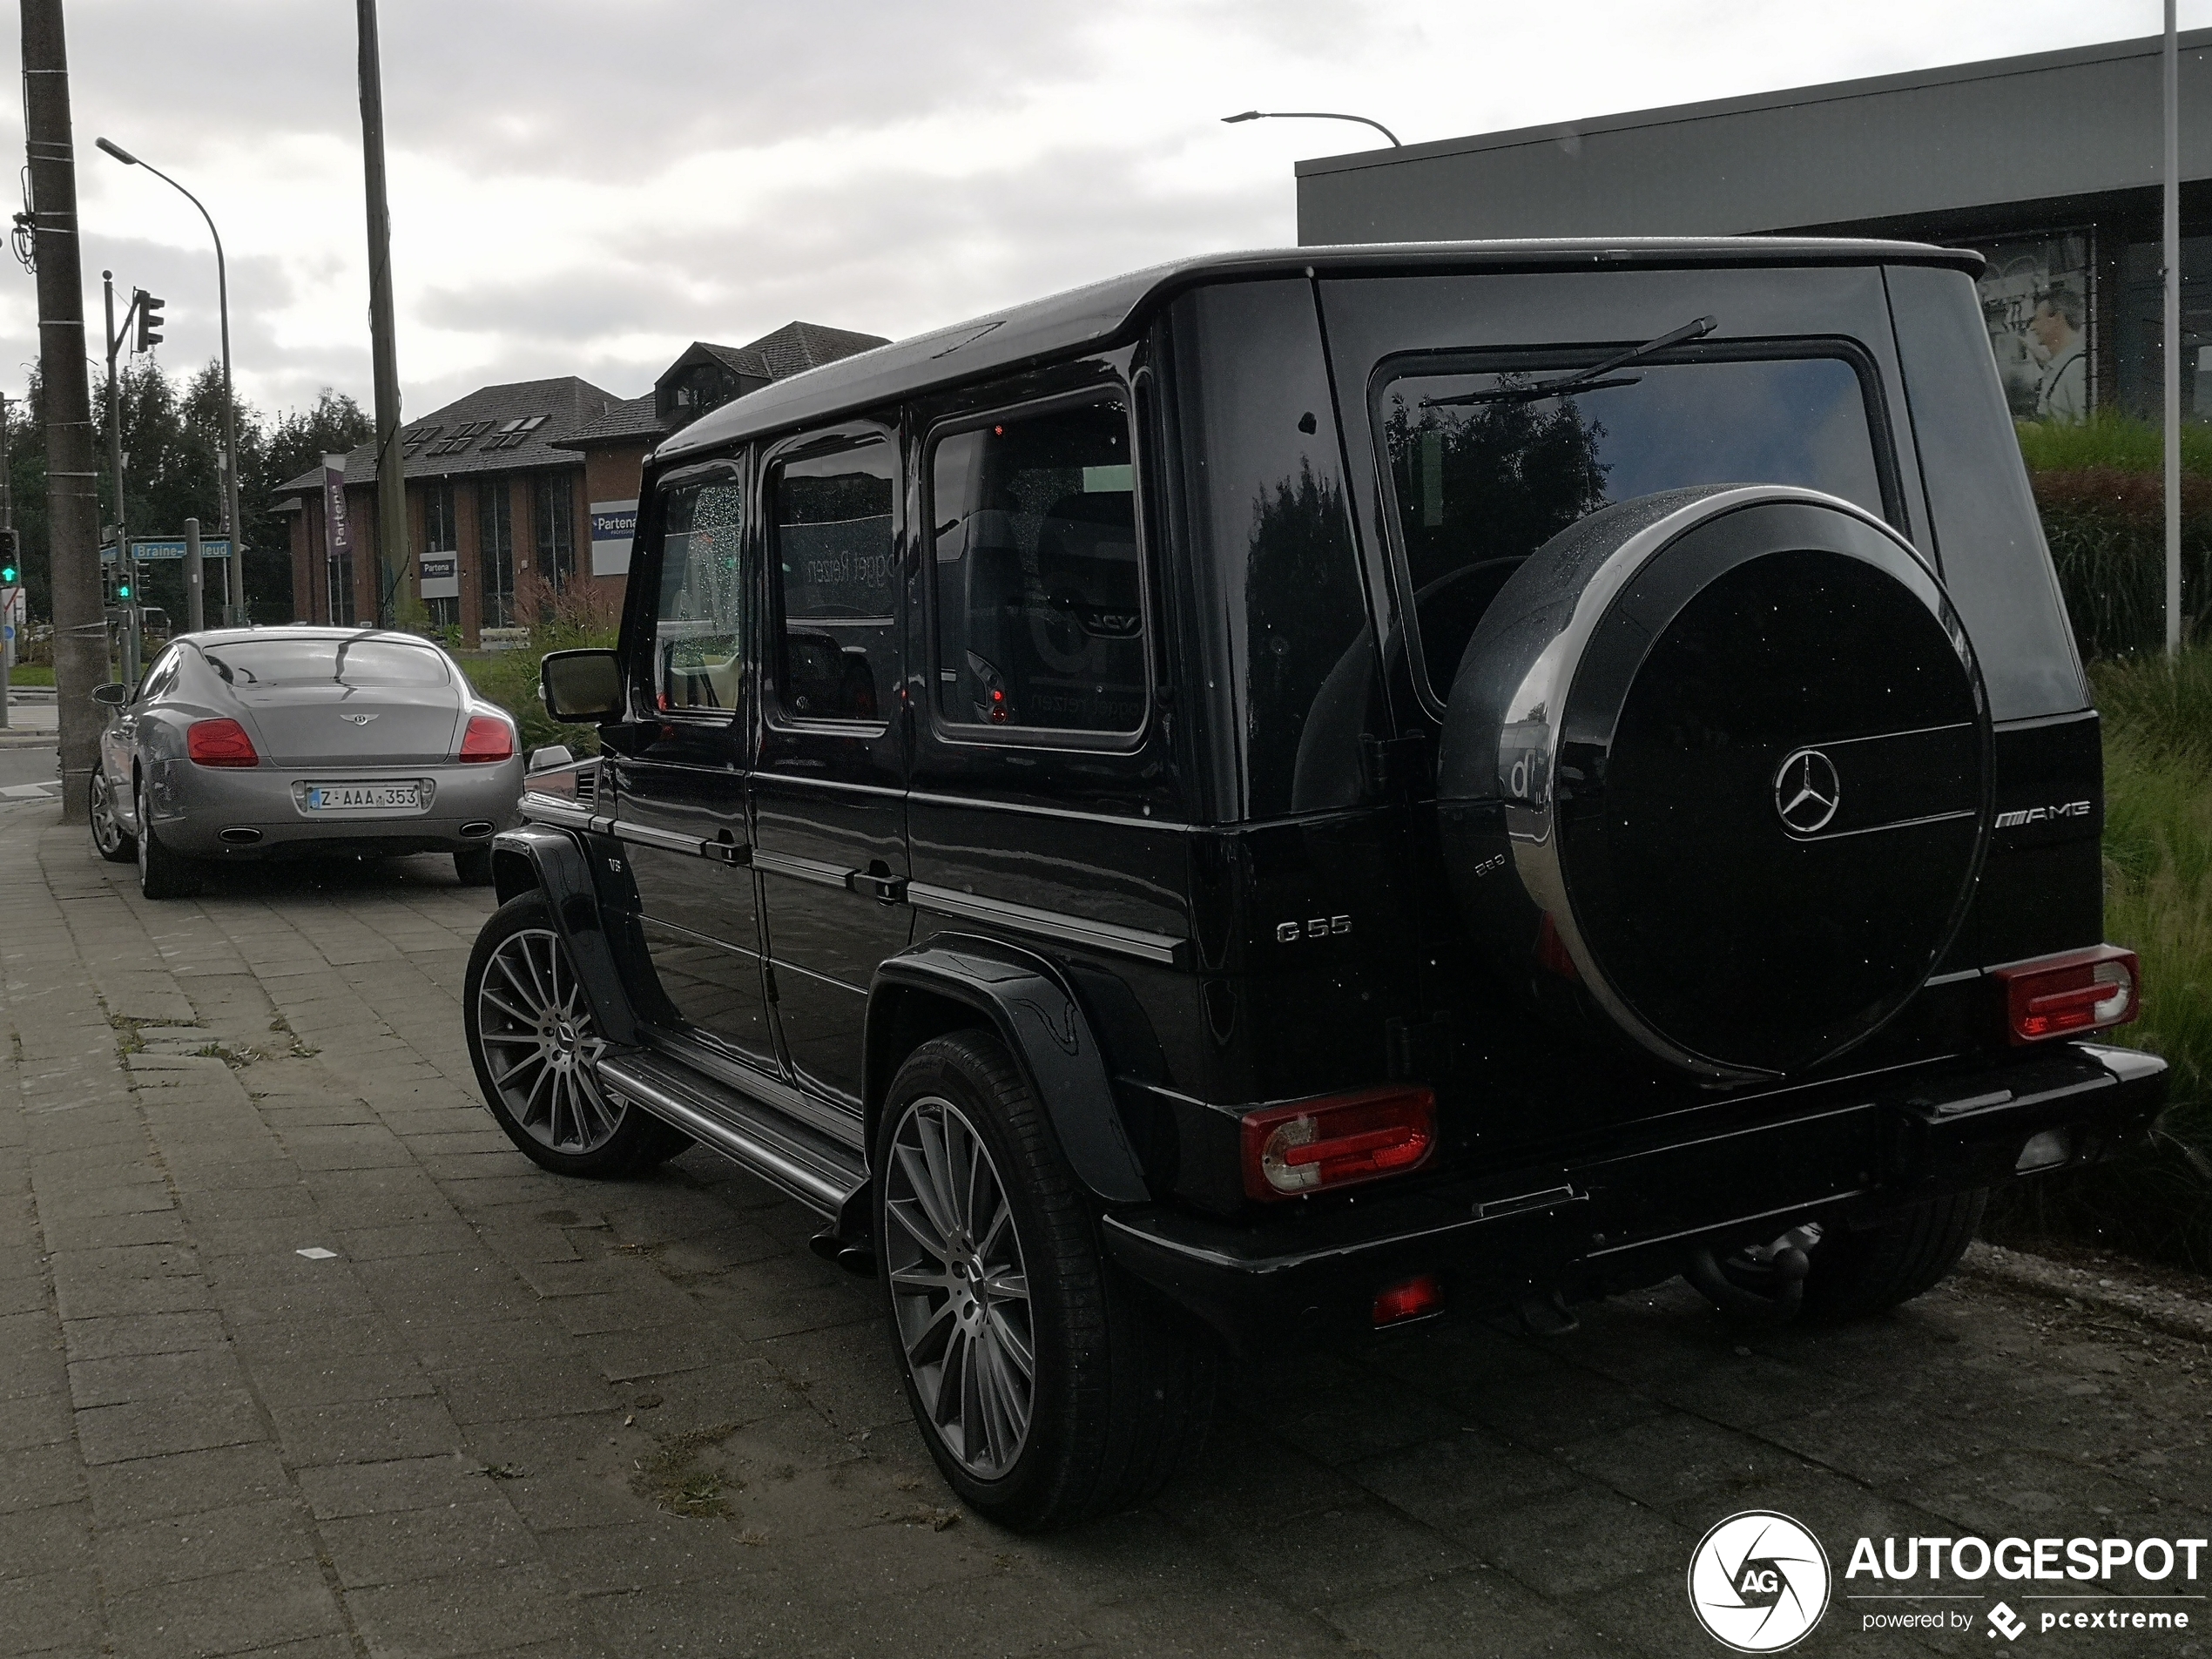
xmin=2016 ymin=412 xmax=2212 ymax=476
xmin=5 ymin=664 xmax=52 ymax=686
xmin=630 ymin=1421 xmax=744 ymax=1520
xmin=454 ymin=624 xmax=613 ymax=759
xmin=1989 ymin=648 xmax=2212 ymax=1268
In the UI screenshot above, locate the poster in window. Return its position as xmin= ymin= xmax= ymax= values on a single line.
xmin=1976 ymin=233 xmax=2092 ymax=423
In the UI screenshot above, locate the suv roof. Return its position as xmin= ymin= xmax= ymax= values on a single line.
xmin=656 ymin=236 xmax=1986 ymax=465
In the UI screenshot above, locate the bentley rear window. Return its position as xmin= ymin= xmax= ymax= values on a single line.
xmin=1379 ymin=352 xmax=1885 ymax=705
xmin=202 ymin=638 xmax=449 ymax=687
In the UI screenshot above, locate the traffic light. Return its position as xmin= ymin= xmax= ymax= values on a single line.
xmin=0 ymin=527 xmax=17 ymax=584
xmin=134 ymin=289 xmax=163 ymax=353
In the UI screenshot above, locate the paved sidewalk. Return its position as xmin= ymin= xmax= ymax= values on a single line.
xmin=0 ymin=812 xmax=2207 ymax=1657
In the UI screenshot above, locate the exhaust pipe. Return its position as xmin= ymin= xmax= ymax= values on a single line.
xmin=459 ymin=820 xmax=496 ymax=838
xmin=218 ymin=826 xmax=263 ymax=845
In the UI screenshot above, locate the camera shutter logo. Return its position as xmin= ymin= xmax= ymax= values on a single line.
xmin=1687 ymin=1511 xmax=1831 ymax=1652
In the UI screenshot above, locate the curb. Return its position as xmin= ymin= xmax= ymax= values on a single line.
xmin=1960 ymin=1241 xmax=2212 ymax=1344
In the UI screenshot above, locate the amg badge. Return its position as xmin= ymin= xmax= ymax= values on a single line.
xmin=1995 ymin=800 xmax=2092 ymax=829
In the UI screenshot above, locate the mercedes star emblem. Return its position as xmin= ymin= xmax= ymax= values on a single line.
xmin=341 ymin=712 xmax=381 ymax=725
xmin=1774 ymin=748 xmax=1841 ymax=835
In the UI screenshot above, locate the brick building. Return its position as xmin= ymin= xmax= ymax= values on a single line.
xmin=274 ymin=320 xmax=887 ymax=642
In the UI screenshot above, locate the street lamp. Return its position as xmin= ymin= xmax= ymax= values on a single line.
xmin=95 ymin=136 xmax=245 ymax=626
xmin=1221 ymin=110 xmax=1403 ymax=147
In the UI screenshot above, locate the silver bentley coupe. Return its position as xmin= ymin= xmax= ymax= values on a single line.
xmin=89 ymin=627 xmax=527 ymax=900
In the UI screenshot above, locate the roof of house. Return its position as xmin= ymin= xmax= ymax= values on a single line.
xmin=658 ymin=236 xmax=1984 ymax=464
xmin=273 ymin=374 xmax=622 ymax=496
xmin=554 ymin=321 xmax=894 ymax=454
xmin=550 ymin=394 xmax=662 ymax=450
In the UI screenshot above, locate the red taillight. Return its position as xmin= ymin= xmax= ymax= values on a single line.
xmin=459 ymin=715 xmax=515 ymax=764
xmin=1372 ymin=1274 xmax=1444 ymax=1327
xmin=1239 ymin=1085 xmax=1436 ymax=1201
xmin=1994 ymin=946 xmax=2141 ymax=1044
xmin=185 ymin=718 xmax=259 ymax=767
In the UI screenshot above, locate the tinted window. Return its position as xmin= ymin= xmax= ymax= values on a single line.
xmin=1379 ymin=354 xmax=1882 ymax=701
xmin=930 ymin=401 xmax=1144 ymax=736
xmin=135 ymin=648 xmax=181 ymax=704
xmin=653 ymin=476 xmax=746 ymax=714
xmin=200 ymin=638 xmax=449 ymax=687
xmin=772 ymin=439 xmax=895 ymax=723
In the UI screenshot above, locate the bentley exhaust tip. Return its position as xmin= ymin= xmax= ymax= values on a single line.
xmin=460 ymin=820 xmax=496 ymax=838
xmin=218 ymin=826 xmax=263 ymax=845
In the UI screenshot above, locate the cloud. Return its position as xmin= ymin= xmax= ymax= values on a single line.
xmin=0 ymin=0 xmax=2192 ymax=422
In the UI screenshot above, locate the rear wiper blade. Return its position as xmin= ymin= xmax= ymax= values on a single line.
xmin=1422 ymin=314 xmax=1717 ymax=408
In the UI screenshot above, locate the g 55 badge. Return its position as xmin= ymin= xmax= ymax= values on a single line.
xmin=1277 ymin=915 xmax=1351 ymax=943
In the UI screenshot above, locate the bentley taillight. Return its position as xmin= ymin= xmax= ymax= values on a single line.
xmin=1993 ymin=946 xmax=2141 ymax=1044
xmin=459 ymin=715 xmax=515 ymax=764
xmin=1240 ymin=1085 xmax=1436 ymax=1200
xmin=185 ymin=718 xmax=259 ymax=767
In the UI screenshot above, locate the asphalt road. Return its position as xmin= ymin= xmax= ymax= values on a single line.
xmin=0 ymin=793 xmax=2206 ymax=1659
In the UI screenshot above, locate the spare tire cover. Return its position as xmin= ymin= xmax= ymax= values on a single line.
xmin=1437 ymin=485 xmax=1990 ymax=1082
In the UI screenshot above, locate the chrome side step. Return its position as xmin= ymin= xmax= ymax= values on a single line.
xmin=596 ymin=1050 xmax=867 ymax=1219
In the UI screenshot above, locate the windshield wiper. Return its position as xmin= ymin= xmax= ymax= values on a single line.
xmin=1422 ymin=314 xmax=1717 ymax=409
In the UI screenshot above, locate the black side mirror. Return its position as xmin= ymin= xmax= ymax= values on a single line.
xmin=540 ymin=649 xmax=624 ymax=723
xmin=90 ymin=682 xmax=128 ymax=709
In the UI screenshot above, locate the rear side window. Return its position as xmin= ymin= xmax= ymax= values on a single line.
xmin=928 ymin=399 xmax=1144 ymax=738
xmin=201 ymin=637 xmax=448 ymax=687
xmin=770 ymin=438 xmax=896 ymax=723
xmin=1379 ymin=352 xmax=1885 ymax=705
xmin=653 ymin=475 xmax=746 ymax=715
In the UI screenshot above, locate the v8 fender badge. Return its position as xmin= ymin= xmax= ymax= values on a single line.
xmin=1995 ymin=800 xmax=2092 ymax=829
xmin=1276 ymin=915 xmax=1351 ymax=943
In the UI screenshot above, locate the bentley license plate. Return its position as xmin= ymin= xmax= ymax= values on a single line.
xmin=303 ymin=783 xmax=420 ymax=813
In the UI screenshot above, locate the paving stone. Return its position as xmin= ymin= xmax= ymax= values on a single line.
xmin=60 ymin=1310 xmax=228 ymax=1362
xmin=84 ymin=1442 xmax=295 ymax=1524
xmin=95 ymin=1497 xmax=320 ymax=1596
xmin=105 ymin=1561 xmax=346 ymax=1659
xmin=343 ymin=1563 xmax=582 ymax=1656
xmin=0 ymin=1501 xmax=93 ymax=1580
xmin=244 ymin=1351 xmax=435 ymax=1411
xmin=74 ymin=1387 xmax=267 ymax=1465
xmin=0 ymin=1567 xmax=105 ymax=1655
xmin=66 ymin=1345 xmax=251 ymax=1409
xmin=272 ymin=1395 xmax=466 ymax=1465
xmin=0 ymin=1443 xmax=86 ymax=1514
xmin=320 ymin=1497 xmax=537 ymax=1588
xmin=294 ymin=1453 xmax=498 ymax=1521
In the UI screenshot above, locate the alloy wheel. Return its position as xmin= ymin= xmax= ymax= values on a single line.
xmin=91 ymin=774 xmax=125 ymax=856
xmin=473 ymin=927 xmax=620 ymax=1153
xmin=883 ymin=1094 xmax=1035 ymax=1479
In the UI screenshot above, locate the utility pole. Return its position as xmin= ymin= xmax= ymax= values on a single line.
xmin=1 ymin=390 xmax=12 ymax=731
xmin=22 ymin=0 xmax=105 ymax=819
xmin=357 ymin=0 xmax=409 ymax=629
xmin=2165 ymin=0 xmax=2183 ymax=660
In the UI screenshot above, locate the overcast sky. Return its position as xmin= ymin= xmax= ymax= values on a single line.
xmin=0 ymin=1 xmax=2195 ymax=424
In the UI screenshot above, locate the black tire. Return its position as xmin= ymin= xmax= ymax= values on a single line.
xmin=135 ymin=777 xmax=201 ymax=899
xmin=454 ymin=846 xmax=496 ymax=887
xmin=91 ymin=769 xmax=136 ymax=863
xmin=1802 ymin=1188 xmax=1987 ymax=1321
xmin=463 ymin=891 xmax=689 ymax=1178
xmin=875 ymin=1030 xmax=1213 ymax=1532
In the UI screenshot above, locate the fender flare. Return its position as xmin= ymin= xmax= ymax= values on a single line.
xmin=489 ymin=825 xmax=640 ymax=1047
xmin=867 ymin=936 xmax=1150 ymax=1204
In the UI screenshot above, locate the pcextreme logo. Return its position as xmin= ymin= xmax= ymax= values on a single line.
xmin=1687 ymin=1511 xmax=1832 ymax=1652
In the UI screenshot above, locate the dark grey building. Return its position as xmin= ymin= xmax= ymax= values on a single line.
xmin=1296 ymin=30 xmax=2212 ymax=423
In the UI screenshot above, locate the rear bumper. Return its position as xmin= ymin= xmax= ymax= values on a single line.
xmin=147 ymin=757 xmax=523 ymax=859
xmin=1103 ymin=1042 xmax=2166 ymax=1353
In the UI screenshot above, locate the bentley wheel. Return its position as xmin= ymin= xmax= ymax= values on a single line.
xmin=876 ymin=1031 xmax=1214 ymax=1531
xmin=462 ymin=891 xmax=686 ymax=1177
xmin=134 ymin=778 xmax=201 ymax=900
xmin=91 ymin=771 xmax=136 ymax=863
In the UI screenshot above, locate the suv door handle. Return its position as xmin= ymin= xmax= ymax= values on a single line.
xmin=703 ymin=839 xmax=752 ymax=867
xmin=850 ymin=868 xmax=907 ymax=904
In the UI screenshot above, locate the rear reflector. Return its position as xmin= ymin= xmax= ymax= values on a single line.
xmin=186 ymin=718 xmax=259 ymax=767
xmin=1240 ymin=1085 xmax=1436 ymax=1200
xmin=459 ymin=715 xmax=515 ymax=764
xmin=1372 ymin=1274 xmax=1444 ymax=1327
xmin=1993 ymin=945 xmax=2141 ymax=1044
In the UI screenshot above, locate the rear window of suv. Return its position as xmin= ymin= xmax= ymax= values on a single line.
xmin=1377 ymin=351 xmax=1886 ymax=708
xmin=201 ymin=638 xmax=450 ymax=687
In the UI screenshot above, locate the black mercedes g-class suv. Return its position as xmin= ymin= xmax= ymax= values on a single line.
xmin=467 ymin=239 xmax=2166 ymax=1531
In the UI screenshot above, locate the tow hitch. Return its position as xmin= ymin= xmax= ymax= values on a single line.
xmin=1685 ymin=1224 xmax=1820 ymax=1324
